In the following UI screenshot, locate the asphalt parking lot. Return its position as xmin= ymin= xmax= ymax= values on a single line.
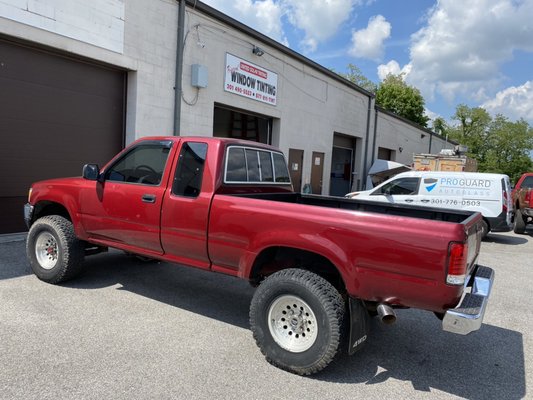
xmin=1 ymin=229 xmax=532 ymax=400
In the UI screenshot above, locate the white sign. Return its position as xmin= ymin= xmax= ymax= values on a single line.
xmin=224 ymin=53 xmax=278 ymax=106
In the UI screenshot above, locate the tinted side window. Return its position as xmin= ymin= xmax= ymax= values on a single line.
xmin=245 ymin=149 xmax=261 ymax=181
xmin=106 ymin=144 xmax=170 ymax=185
xmin=226 ymin=148 xmax=247 ymax=182
xmin=273 ymin=153 xmax=290 ymax=183
xmin=172 ymin=142 xmax=208 ymax=198
xmin=259 ymin=151 xmax=273 ymax=182
xmin=372 ymin=178 xmax=419 ymax=195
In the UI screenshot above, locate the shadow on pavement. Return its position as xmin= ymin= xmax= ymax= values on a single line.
xmin=65 ymin=250 xmax=255 ymax=329
xmin=3 ymin=247 xmax=526 ymax=398
xmin=484 ymin=233 xmax=529 ymax=245
xmin=0 ymin=240 xmax=32 ymax=280
xmin=317 ymin=310 xmax=525 ymax=399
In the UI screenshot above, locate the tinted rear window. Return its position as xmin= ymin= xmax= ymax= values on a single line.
xmin=225 ymin=146 xmax=291 ymax=185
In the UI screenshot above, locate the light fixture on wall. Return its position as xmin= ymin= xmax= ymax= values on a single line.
xmin=399 ymin=147 xmax=404 ymax=153
xmin=252 ymin=45 xmax=265 ymax=56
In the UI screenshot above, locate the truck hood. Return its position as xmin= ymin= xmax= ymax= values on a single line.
xmin=32 ymin=176 xmax=84 ymax=187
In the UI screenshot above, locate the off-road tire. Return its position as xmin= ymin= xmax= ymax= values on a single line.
xmin=26 ymin=215 xmax=85 ymax=283
xmin=249 ymin=269 xmax=345 ymax=375
xmin=514 ymin=210 xmax=526 ymax=234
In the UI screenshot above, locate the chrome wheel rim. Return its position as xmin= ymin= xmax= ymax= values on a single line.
xmin=35 ymin=232 xmax=59 ymax=270
xmin=267 ymin=295 xmax=318 ymax=353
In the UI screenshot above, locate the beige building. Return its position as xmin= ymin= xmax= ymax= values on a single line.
xmin=0 ymin=0 xmax=450 ymax=233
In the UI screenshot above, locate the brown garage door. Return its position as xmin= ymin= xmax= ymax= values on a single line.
xmin=0 ymin=39 xmax=125 ymax=234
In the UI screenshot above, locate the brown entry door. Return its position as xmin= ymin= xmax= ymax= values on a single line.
xmin=288 ymin=149 xmax=304 ymax=192
xmin=311 ymin=152 xmax=325 ymax=195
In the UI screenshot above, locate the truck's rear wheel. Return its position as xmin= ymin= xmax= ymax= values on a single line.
xmin=249 ymin=269 xmax=345 ymax=375
xmin=26 ymin=216 xmax=85 ymax=283
xmin=514 ymin=211 xmax=526 ymax=234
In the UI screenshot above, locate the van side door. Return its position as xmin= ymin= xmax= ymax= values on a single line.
xmin=369 ymin=177 xmax=420 ymax=205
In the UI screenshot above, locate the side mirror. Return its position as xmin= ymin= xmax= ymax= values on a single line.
xmin=82 ymin=164 xmax=100 ymax=181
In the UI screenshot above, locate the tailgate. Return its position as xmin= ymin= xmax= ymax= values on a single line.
xmin=463 ymin=212 xmax=482 ymax=278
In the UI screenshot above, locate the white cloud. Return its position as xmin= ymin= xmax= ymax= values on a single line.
xmin=202 ymin=0 xmax=287 ymax=44
xmin=406 ymin=0 xmax=533 ymax=102
xmin=349 ymin=15 xmax=391 ymax=61
xmin=203 ymin=0 xmax=360 ymax=53
xmin=377 ymin=60 xmax=411 ymax=81
xmin=482 ymin=81 xmax=533 ymax=122
xmin=424 ymin=108 xmax=440 ymax=122
xmin=284 ymin=0 xmax=357 ymax=52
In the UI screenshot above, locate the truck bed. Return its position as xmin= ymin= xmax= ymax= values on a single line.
xmin=233 ymin=192 xmax=476 ymax=224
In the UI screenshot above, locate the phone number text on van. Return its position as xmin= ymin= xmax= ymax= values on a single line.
xmin=431 ymin=199 xmax=482 ymax=206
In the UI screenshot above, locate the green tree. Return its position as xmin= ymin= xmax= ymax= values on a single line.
xmin=447 ymin=104 xmax=533 ymax=182
xmin=334 ymin=63 xmax=378 ymax=93
xmin=375 ymin=74 xmax=429 ymax=127
xmin=447 ymin=105 xmax=492 ymax=162
xmin=432 ymin=117 xmax=448 ymax=136
xmin=481 ymin=116 xmax=533 ymax=183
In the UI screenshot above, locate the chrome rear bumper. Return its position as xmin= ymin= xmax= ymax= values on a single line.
xmin=443 ymin=265 xmax=495 ymax=335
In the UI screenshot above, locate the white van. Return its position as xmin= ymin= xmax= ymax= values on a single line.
xmin=346 ymin=171 xmax=513 ymax=237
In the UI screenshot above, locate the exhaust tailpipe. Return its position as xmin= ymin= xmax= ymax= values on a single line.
xmin=377 ymin=304 xmax=396 ymax=325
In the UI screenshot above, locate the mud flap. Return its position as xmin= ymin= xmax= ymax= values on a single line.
xmin=348 ymin=297 xmax=370 ymax=355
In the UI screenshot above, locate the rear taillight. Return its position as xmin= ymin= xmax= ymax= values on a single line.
xmin=503 ymin=190 xmax=508 ymax=212
xmin=447 ymin=242 xmax=468 ymax=285
xmin=526 ymin=190 xmax=531 ymax=202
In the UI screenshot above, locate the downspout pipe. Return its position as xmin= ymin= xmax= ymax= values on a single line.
xmin=174 ymin=0 xmax=186 ymax=136
xmin=429 ymin=132 xmax=433 ymax=153
xmin=371 ymin=106 xmax=378 ymax=165
xmin=362 ymin=95 xmax=373 ymax=190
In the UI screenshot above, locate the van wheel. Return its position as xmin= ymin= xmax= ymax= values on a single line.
xmin=514 ymin=211 xmax=526 ymax=234
xmin=26 ymin=216 xmax=85 ymax=283
xmin=480 ymin=220 xmax=489 ymax=239
xmin=249 ymin=269 xmax=345 ymax=375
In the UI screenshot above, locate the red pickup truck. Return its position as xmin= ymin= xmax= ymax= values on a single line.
xmin=24 ymin=136 xmax=494 ymax=375
xmin=512 ymin=172 xmax=533 ymax=234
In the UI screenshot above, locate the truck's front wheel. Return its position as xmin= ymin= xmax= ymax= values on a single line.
xmin=26 ymin=216 xmax=85 ymax=283
xmin=514 ymin=210 xmax=526 ymax=234
xmin=249 ymin=269 xmax=345 ymax=375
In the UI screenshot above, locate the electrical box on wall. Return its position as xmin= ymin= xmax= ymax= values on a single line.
xmin=191 ymin=64 xmax=208 ymax=88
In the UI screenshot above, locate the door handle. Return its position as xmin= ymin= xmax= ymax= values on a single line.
xmin=405 ymin=199 xmax=414 ymax=203
xmin=142 ymin=194 xmax=156 ymax=203
xmin=420 ymin=199 xmax=430 ymax=203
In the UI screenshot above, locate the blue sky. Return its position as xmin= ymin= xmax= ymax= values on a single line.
xmin=202 ymin=0 xmax=533 ymax=128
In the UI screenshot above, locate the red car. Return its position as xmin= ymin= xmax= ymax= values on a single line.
xmin=512 ymin=172 xmax=533 ymax=233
